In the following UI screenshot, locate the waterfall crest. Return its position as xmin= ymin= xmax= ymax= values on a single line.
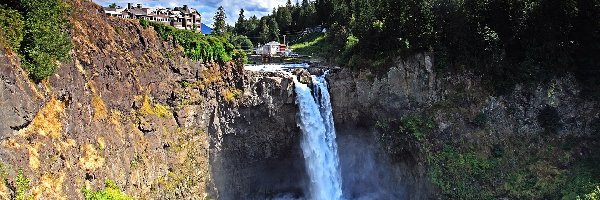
xmin=293 ymin=73 xmax=344 ymax=200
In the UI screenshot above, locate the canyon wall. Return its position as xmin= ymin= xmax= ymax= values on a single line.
xmin=0 ymin=1 xmax=304 ymax=199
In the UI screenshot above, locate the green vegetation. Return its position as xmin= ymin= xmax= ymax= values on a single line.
xmin=428 ymin=145 xmax=498 ymax=199
xmin=288 ymin=33 xmax=333 ymax=57
xmin=82 ymin=179 xmax=134 ymax=200
xmin=141 ymin=19 xmax=245 ymax=64
xmin=15 ymin=169 xmax=31 ymax=200
xmin=0 ymin=0 xmax=72 ymax=81
xmin=233 ymin=0 xmax=320 ymax=44
xmin=375 ymin=113 xmax=600 ymax=199
xmin=376 ymin=116 xmax=435 ymax=159
xmin=580 ymin=186 xmax=600 ymax=200
xmin=0 ymin=5 xmax=24 ymax=51
xmin=240 ymin=0 xmax=600 ymax=97
xmin=212 ymin=6 xmax=227 ymax=35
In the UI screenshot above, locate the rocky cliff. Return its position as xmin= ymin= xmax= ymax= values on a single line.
xmin=328 ymin=53 xmax=600 ymax=199
xmin=0 ymin=1 xmax=303 ymax=199
xmin=1 ymin=0 xmax=598 ymax=199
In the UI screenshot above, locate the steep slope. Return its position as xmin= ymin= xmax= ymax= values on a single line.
xmin=328 ymin=53 xmax=600 ymax=199
xmin=0 ymin=0 xmax=303 ymax=199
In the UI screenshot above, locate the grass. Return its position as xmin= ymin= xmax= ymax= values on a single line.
xmin=288 ymin=33 xmax=337 ymax=60
xmin=289 ymin=33 xmax=326 ymax=53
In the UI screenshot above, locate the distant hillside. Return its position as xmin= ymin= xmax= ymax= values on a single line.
xmin=201 ymin=23 xmax=212 ymax=34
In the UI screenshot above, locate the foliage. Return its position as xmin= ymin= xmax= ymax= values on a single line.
xmin=289 ymin=0 xmax=600 ymax=97
xmin=230 ymin=35 xmax=253 ymax=50
xmin=15 ymin=169 xmax=30 ymax=200
xmin=0 ymin=0 xmax=72 ymax=81
xmin=141 ymin=19 xmax=243 ymax=63
xmin=82 ymin=179 xmax=134 ymax=200
xmin=288 ymin=32 xmax=334 ymax=58
xmin=376 ymin=113 xmax=599 ymax=200
xmin=212 ymin=6 xmax=227 ymax=35
xmin=233 ymin=0 xmax=321 ymax=44
xmin=0 ymin=5 xmax=24 ymax=51
xmin=579 ymin=186 xmax=600 ymax=200
xmin=231 ymin=49 xmax=248 ymax=66
xmin=429 ymin=145 xmax=498 ymax=199
xmin=376 ymin=116 xmax=435 ymax=159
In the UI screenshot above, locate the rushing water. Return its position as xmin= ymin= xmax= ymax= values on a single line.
xmin=293 ymin=73 xmax=344 ymax=200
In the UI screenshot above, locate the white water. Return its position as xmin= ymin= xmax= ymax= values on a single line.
xmin=293 ymin=73 xmax=344 ymax=200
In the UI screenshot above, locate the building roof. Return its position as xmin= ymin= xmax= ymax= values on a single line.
xmin=265 ymin=41 xmax=280 ymax=46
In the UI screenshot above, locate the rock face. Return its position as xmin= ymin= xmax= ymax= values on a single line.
xmin=328 ymin=53 xmax=600 ymax=199
xmin=0 ymin=0 xmax=303 ymax=199
xmin=1 ymin=0 xmax=598 ymax=199
xmin=329 ymin=53 xmax=598 ymax=136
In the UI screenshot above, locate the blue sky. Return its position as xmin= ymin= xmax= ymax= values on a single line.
xmin=93 ymin=0 xmax=290 ymax=26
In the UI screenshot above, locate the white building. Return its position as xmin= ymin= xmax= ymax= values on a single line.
xmin=260 ymin=41 xmax=281 ymax=56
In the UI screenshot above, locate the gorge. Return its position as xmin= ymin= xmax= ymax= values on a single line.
xmin=0 ymin=0 xmax=598 ymax=199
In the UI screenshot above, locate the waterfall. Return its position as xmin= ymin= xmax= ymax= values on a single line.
xmin=293 ymin=73 xmax=344 ymax=200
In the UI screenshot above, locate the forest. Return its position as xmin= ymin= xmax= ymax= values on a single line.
xmin=230 ymin=0 xmax=600 ymax=97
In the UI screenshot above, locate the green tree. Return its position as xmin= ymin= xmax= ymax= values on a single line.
xmin=276 ymin=6 xmax=293 ymax=33
xmin=246 ymin=15 xmax=259 ymax=42
xmin=259 ymin=18 xmax=270 ymax=43
xmin=231 ymin=35 xmax=253 ymax=50
xmin=0 ymin=5 xmax=24 ymax=51
xmin=234 ymin=9 xmax=247 ymax=35
xmin=108 ymin=3 xmax=117 ymax=8
xmin=315 ymin=0 xmax=333 ymax=25
xmin=300 ymin=0 xmax=317 ymax=27
xmin=268 ymin=17 xmax=280 ymax=42
xmin=213 ymin=6 xmax=227 ymax=35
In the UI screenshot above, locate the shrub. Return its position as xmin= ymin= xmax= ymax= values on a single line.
xmin=141 ymin=20 xmax=241 ymax=64
xmin=15 ymin=169 xmax=30 ymax=200
xmin=18 ymin=0 xmax=72 ymax=81
xmin=82 ymin=179 xmax=133 ymax=200
xmin=579 ymin=186 xmax=600 ymax=200
xmin=0 ymin=5 xmax=24 ymax=51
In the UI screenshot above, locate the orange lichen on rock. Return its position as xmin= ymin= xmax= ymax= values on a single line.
xmin=31 ymin=172 xmax=66 ymax=199
xmin=26 ymin=142 xmax=41 ymax=169
xmin=79 ymin=144 xmax=104 ymax=170
xmin=23 ymin=98 xmax=65 ymax=139
xmin=92 ymin=95 xmax=108 ymax=120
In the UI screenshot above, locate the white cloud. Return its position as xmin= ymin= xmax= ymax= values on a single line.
xmin=93 ymin=0 xmax=290 ymax=27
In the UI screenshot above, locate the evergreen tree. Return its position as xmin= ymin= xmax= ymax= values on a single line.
xmin=276 ymin=6 xmax=293 ymax=33
xmin=315 ymin=0 xmax=333 ymax=25
xmin=268 ymin=17 xmax=280 ymax=42
xmin=300 ymin=0 xmax=317 ymax=28
xmin=259 ymin=18 xmax=270 ymax=43
xmin=247 ymin=15 xmax=259 ymax=36
xmin=213 ymin=6 xmax=227 ymax=35
xmin=234 ymin=9 xmax=247 ymax=35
